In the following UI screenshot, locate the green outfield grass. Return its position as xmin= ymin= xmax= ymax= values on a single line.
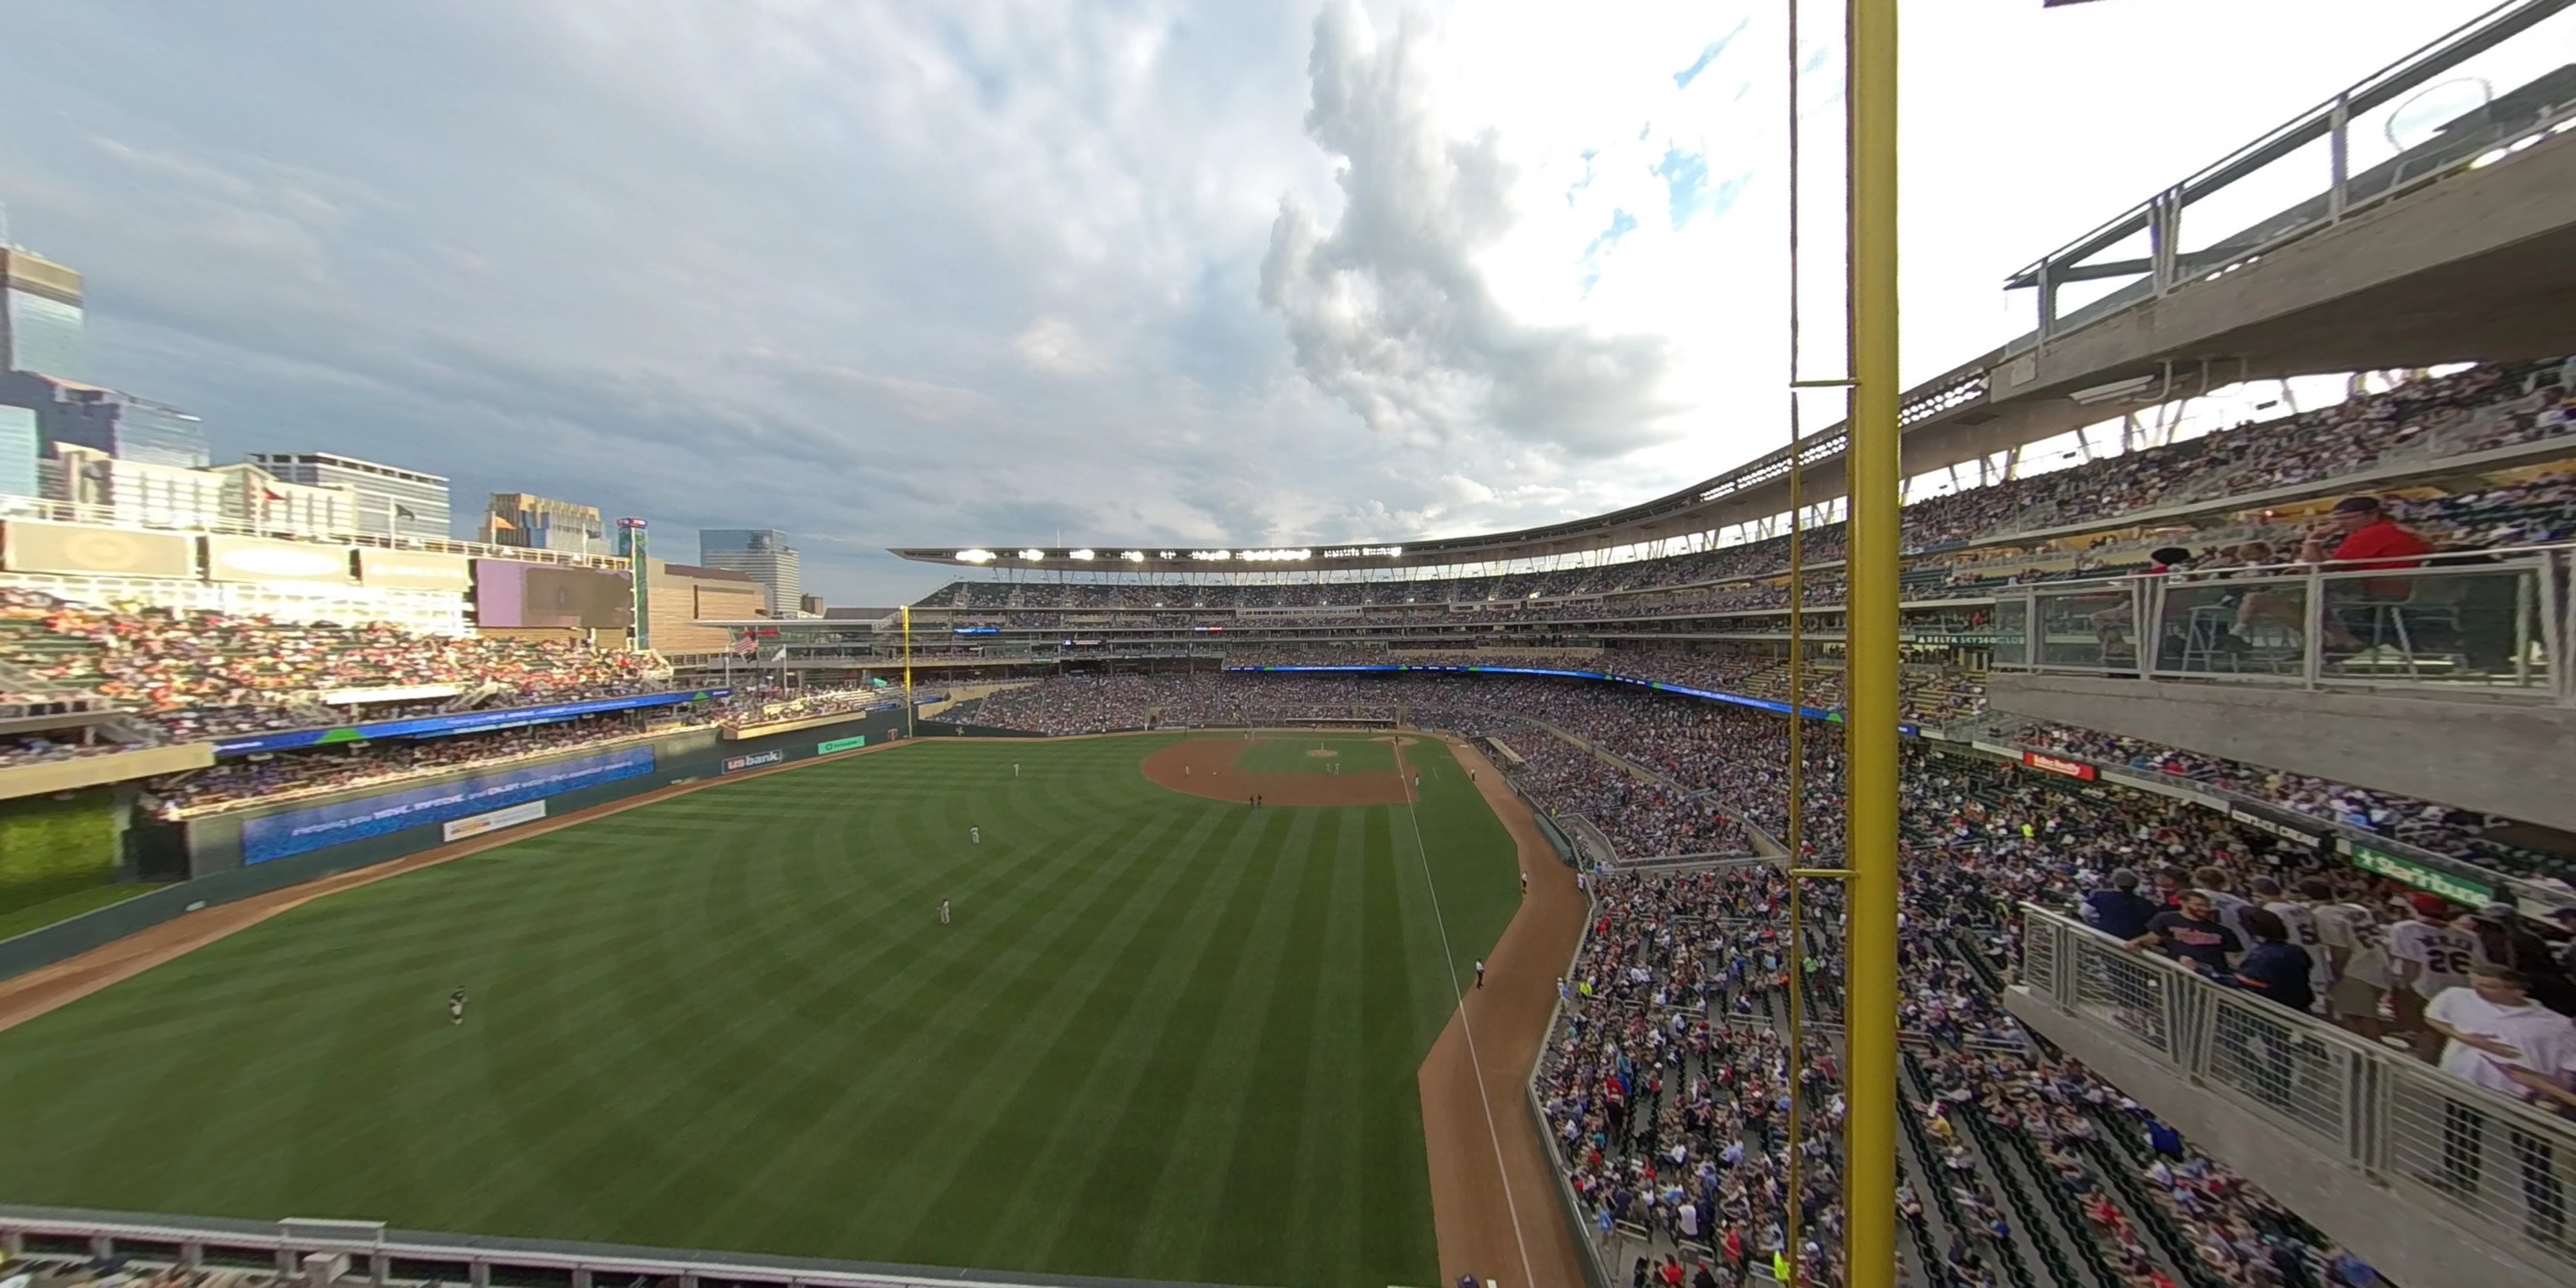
xmin=1229 ymin=732 xmax=1400 ymax=775
xmin=0 ymin=735 xmax=1519 ymax=1288
xmin=0 ymin=881 xmax=164 ymax=944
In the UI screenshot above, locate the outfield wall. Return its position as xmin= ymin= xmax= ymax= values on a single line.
xmin=0 ymin=707 xmax=915 ymax=982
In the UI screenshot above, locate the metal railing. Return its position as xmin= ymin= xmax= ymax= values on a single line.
xmin=1986 ymin=542 xmax=2572 ymax=703
xmin=2004 ymin=0 xmax=2576 ymax=348
xmin=0 ymin=497 xmax=633 ymax=570
xmin=0 ymin=1205 xmax=1129 ymax=1288
xmin=2017 ymin=904 xmax=2576 ymax=1272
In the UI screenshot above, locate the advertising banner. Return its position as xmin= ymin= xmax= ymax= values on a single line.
xmin=205 ymin=536 xmax=354 ymax=586
xmin=319 ymin=684 xmax=462 ymax=707
xmin=2229 ymin=805 xmax=2325 ymax=847
xmin=355 ymin=547 xmax=471 ymax=591
xmin=0 ymin=519 xmax=195 ymax=579
xmin=241 ymin=746 xmax=655 ymax=863
xmin=215 ymin=688 xmax=728 ymax=756
xmin=2019 ymin=751 xmax=2098 ymax=780
xmin=442 ymin=799 xmax=547 ymax=841
xmin=722 ymin=749 xmax=786 ymax=774
xmin=817 ymin=736 xmax=868 ymax=754
xmin=2346 ymin=843 xmax=2494 ymax=904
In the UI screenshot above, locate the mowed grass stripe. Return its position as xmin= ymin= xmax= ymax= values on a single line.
xmin=0 ymin=735 xmax=1516 ymax=1288
xmin=980 ymin=804 xmax=1285 ymax=1263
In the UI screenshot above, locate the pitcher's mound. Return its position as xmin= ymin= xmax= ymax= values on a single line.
xmin=1141 ymin=738 xmax=1413 ymax=806
xmin=1305 ymin=748 xmax=1338 ymax=759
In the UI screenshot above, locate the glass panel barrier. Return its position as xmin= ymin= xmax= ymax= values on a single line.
xmin=2030 ymin=582 xmax=2141 ymax=672
xmin=2151 ymin=569 xmax=2312 ymax=678
xmin=2314 ymin=558 xmax=2551 ymax=689
xmin=1991 ymin=595 xmax=2029 ymax=667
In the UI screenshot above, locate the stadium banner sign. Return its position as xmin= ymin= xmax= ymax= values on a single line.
xmin=0 ymin=519 xmax=195 ymax=579
xmin=2019 ymin=751 xmax=2097 ymax=780
xmin=319 ymin=683 xmax=462 ymax=706
xmin=205 ymin=536 xmax=355 ymax=586
xmin=817 ymin=736 xmax=868 ymax=754
xmin=354 ymin=547 xmax=471 ymax=591
xmin=2343 ymin=842 xmax=2494 ymax=904
xmin=242 ymin=746 xmax=657 ymax=863
xmin=1224 ymin=664 xmax=1921 ymax=736
xmin=722 ymin=749 xmax=786 ymax=774
xmin=2228 ymin=805 xmax=2327 ymax=847
xmin=441 ymin=799 xmax=547 ymax=841
xmin=214 ymin=688 xmax=730 ymax=756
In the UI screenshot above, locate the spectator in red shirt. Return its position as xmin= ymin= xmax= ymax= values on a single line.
xmin=2302 ymin=497 xmax=2434 ymax=646
xmin=2304 ymin=495 xmax=2433 ymax=571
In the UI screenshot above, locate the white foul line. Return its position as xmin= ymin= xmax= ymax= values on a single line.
xmin=1395 ymin=742 xmax=1534 ymax=1288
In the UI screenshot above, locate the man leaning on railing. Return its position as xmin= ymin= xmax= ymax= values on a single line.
xmin=2420 ymin=963 xmax=2576 ymax=1245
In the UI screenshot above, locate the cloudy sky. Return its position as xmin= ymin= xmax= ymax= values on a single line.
xmin=0 ymin=0 xmax=2505 ymax=602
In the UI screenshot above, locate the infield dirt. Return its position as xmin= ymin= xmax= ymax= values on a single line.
xmin=1137 ymin=734 xmax=1415 ymax=806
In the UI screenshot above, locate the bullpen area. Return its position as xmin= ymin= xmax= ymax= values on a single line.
xmin=0 ymin=734 xmax=1524 ymax=1288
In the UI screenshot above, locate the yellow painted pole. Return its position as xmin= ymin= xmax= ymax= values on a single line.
xmin=1843 ymin=1 xmax=1901 ymax=1286
xmin=902 ymin=605 xmax=916 ymax=738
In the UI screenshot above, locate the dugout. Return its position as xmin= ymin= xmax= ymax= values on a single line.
xmin=0 ymin=705 xmax=914 ymax=981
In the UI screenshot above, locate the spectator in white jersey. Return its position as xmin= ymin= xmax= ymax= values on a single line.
xmin=2423 ymin=964 xmax=2576 ymax=1243
xmin=2388 ymin=893 xmax=2484 ymax=1060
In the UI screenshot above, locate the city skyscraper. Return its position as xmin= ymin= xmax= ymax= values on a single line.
xmin=0 ymin=372 xmax=208 ymax=469
xmin=480 ymin=491 xmax=603 ymax=553
xmin=0 ymin=247 xmax=84 ymax=380
xmin=699 ymin=528 xmax=803 ymax=617
xmin=246 ymin=452 xmax=452 ymax=541
xmin=0 ymin=403 xmax=36 ymax=498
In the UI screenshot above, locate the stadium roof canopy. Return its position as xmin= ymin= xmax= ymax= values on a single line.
xmin=891 ymin=350 xmax=2024 ymax=575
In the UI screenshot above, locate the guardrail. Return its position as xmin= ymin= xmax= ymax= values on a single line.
xmin=0 ymin=1205 xmax=1149 ymax=1288
xmin=1985 ymin=542 xmax=2571 ymax=703
xmin=2004 ymin=0 xmax=2576 ymax=349
xmin=0 ymin=497 xmax=633 ymax=570
xmin=2015 ymin=903 xmax=2576 ymax=1277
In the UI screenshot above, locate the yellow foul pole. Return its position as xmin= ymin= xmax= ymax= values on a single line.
xmin=902 ymin=605 xmax=916 ymax=739
xmin=1843 ymin=1 xmax=1900 ymax=1286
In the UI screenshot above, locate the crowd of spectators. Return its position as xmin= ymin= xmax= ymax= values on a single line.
xmin=713 ymin=685 xmax=904 ymax=731
xmin=0 ymin=588 xmax=660 ymax=741
xmin=908 ymin=360 xmax=2567 ymax=625
xmin=1541 ymin=846 xmax=2383 ymax=1288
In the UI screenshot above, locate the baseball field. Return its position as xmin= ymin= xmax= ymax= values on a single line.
xmin=0 ymin=733 xmax=1524 ymax=1288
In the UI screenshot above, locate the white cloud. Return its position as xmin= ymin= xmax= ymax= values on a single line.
xmin=1013 ymin=316 xmax=1107 ymax=376
xmin=0 ymin=0 xmax=2514 ymax=602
